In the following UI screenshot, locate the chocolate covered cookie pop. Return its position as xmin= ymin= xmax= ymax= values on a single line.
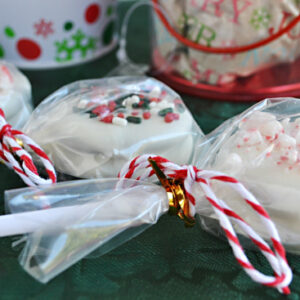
xmin=24 ymin=77 xmax=203 ymax=178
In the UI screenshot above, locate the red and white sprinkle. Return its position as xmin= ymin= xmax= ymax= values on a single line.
xmin=117 ymin=112 xmax=125 ymax=118
xmin=101 ymin=115 xmax=113 ymax=123
xmin=143 ymin=112 xmax=151 ymax=120
xmin=112 ymin=116 xmax=128 ymax=127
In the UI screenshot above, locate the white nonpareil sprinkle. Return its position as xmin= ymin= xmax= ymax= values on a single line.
xmin=122 ymin=96 xmax=140 ymax=106
xmin=149 ymin=86 xmax=161 ymax=98
xmin=150 ymin=102 xmax=157 ymax=108
xmin=77 ymin=99 xmax=89 ymax=109
xmin=131 ymin=95 xmax=140 ymax=102
xmin=157 ymin=100 xmax=174 ymax=109
xmin=113 ymin=117 xmax=128 ymax=127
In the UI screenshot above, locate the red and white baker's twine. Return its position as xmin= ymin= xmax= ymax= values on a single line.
xmin=118 ymin=154 xmax=293 ymax=294
xmin=0 ymin=109 xmax=56 ymax=186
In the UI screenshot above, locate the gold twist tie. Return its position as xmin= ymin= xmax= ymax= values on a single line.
xmin=16 ymin=138 xmax=24 ymax=148
xmin=148 ymin=158 xmax=195 ymax=227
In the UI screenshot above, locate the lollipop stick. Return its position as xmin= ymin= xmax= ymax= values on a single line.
xmin=0 ymin=203 xmax=99 ymax=237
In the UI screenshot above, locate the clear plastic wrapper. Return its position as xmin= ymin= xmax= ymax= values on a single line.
xmin=4 ymin=179 xmax=168 ymax=283
xmin=23 ymin=76 xmax=203 ymax=179
xmin=195 ymin=98 xmax=300 ymax=254
xmin=0 ymin=61 xmax=32 ymax=128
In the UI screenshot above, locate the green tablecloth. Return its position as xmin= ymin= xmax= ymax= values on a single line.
xmin=1 ymin=3 xmax=300 ymax=299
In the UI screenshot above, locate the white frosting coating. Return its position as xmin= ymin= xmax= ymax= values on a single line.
xmin=24 ymin=77 xmax=203 ymax=178
xmin=0 ymin=61 xmax=32 ymax=128
xmin=204 ymin=109 xmax=300 ymax=253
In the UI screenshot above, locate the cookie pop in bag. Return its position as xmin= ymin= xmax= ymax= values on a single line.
xmin=195 ymin=98 xmax=300 ymax=254
xmin=0 ymin=83 xmax=295 ymax=294
xmin=0 ymin=61 xmax=33 ymax=128
xmin=22 ymin=76 xmax=203 ymax=179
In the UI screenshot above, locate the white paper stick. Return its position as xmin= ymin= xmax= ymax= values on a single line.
xmin=0 ymin=203 xmax=99 ymax=237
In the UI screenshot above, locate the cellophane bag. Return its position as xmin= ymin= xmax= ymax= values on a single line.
xmin=195 ymin=98 xmax=300 ymax=254
xmin=5 ymin=98 xmax=300 ymax=284
xmin=151 ymin=0 xmax=300 ymax=100
xmin=0 ymin=61 xmax=32 ymax=128
xmin=22 ymin=76 xmax=203 ymax=179
xmin=4 ymin=179 xmax=168 ymax=283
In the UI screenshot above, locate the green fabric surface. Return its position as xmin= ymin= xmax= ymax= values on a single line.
xmin=1 ymin=2 xmax=300 ymax=299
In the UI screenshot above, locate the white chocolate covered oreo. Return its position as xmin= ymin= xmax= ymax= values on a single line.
xmin=0 ymin=61 xmax=32 ymax=128
xmin=24 ymin=77 xmax=203 ymax=178
xmin=198 ymin=98 xmax=300 ymax=253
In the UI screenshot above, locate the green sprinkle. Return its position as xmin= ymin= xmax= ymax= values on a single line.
xmin=126 ymin=116 xmax=142 ymax=124
xmin=132 ymin=103 xmax=139 ymax=108
xmin=159 ymin=108 xmax=173 ymax=117
xmin=115 ymin=98 xmax=124 ymax=105
xmin=89 ymin=112 xmax=98 ymax=118
xmin=142 ymin=102 xmax=150 ymax=109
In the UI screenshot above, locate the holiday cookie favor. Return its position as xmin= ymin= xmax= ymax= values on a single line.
xmin=23 ymin=77 xmax=203 ymax=178
xmin=0 ymin=61 xmax=32 ymax=128
xmin=0 ymin=97 xmax=295 ymax=293
xmin=196 ymin=98 xmax=300 ymax=254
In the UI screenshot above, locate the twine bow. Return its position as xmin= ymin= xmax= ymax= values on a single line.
xmin=0 ymin=108 xmax=56 ymax=186
xmin=118 ymin=154 xmax=293 ymax=294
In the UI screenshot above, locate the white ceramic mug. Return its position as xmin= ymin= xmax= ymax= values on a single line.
xmin=0 ymin=0 xmax=118 ymax=69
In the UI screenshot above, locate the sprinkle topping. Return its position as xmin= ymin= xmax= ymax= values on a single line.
xmin=76 ymin=86 xmax=186 ymax=127
xmin=159 ymin=108 xmax=173 ymax=117
xmin=113 ymin=116 xmax=128 ymax=127
xmin=143 ymin=111 xmax=151 ymax=120
xmin=233 ymin=111 xmax=300 ymax=171
xmin=127 ymin=116 xmax=142 ymax=124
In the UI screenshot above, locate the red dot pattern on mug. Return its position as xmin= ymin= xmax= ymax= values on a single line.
xmin=17 ymin=39 xmax=41 ymax=60
xmin=85 ymin=3 xmax=101 ymax=24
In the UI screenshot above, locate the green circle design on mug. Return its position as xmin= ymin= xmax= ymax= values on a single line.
xmin=4 ymin=26 xmax=15 ymax=38
xmin=106 ymin=6 xmax=114 ymax=16
xmin=64 ymin=21 xmax=74 ymax=31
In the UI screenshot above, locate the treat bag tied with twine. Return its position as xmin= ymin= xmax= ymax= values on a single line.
xmin=0 ymin=94 xmax=295 ymax=292
xmin=195 ymin=97 xmax=300 ymax=255
xmin=3 ymin=152 xmax=292 ymax=293
xmin=22 ymin=76 xmax=203 ymax=179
